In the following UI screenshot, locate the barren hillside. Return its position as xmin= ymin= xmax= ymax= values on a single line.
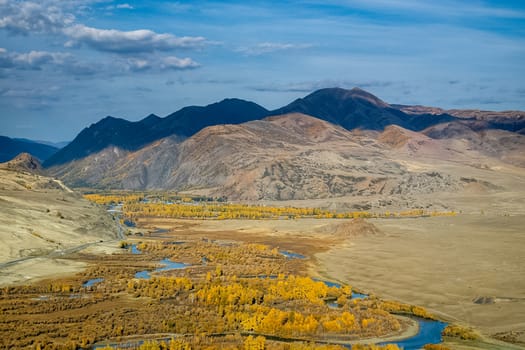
xmin=0 ymin=155 xmax=118 ymax=264
xmin=46 ymin=113 xmax=525 ymax=212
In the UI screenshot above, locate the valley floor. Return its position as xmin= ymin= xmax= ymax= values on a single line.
xmin=1 ymin=214 xmax=523 ymax=349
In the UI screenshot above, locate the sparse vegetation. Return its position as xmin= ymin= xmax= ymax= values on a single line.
xmin=423 ymin=344 xmax=451 ymax=350
xmin=83 ymin=193 xmax=457 ymax=221
xmin=442 ymin=325 xmax=478 ymax=340
xmin=95 ymin=335 xmax=401 ymax=350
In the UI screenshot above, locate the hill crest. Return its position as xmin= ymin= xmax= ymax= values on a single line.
xmin=1 ymin=152 xmax=43 ymax=174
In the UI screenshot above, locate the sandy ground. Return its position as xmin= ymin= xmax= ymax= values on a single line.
xmin=0 ymin=240 xmax=123 ymax=287
xmin=315 ymin=214 xmax=525 ymax=346
xmin=0 ymin=257 xmax=87 ymax=287
xmin=137 ymin=217 xmax=343 ymax=257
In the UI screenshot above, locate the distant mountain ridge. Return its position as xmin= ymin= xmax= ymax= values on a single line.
xmin=270 ymin=87 xmax=458 ymax=131
xmin=42 ymin=87 xmax=525 ymax=169
xmin=13 ymin=138 xmax=69 ymax=149
xmin=44 ymin=98 xmax=269 ymax=166
xmin=0 ymin=136 xmax=59 ymax=163
xmin=393 ymin=104 xmax=525 ymax=134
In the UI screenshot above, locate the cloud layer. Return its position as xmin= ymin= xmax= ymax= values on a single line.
xmin=63 ymin=25 xmax=206 ymax=54
xmin=0 ymin=0 xmax=205 ymax=72
xmin=0 ymin=48 xmax=67 ymax=68
xmin=0 ymin=0 xmax=74 ymax=34
xmin=237 ymin=42 xmax=314 ymax=56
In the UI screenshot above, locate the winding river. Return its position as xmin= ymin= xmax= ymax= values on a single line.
xmin=135 ymin=258 xmax=190 ymax=279
xmin=379 ymin=318 xmax=447 ymax=350
xmin=94 ymin=244 xmax=447 ymax=349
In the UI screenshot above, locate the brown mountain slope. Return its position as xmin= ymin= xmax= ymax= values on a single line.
xmin=0 ymin=153 xmax=43 ymax=174
xmin=394 ymin=105 xmax=525 ymax=134
xmin=423 ymin=122 xmax=525 ymax=167
xmin=45 ymin=113 xmax=523 ymax=209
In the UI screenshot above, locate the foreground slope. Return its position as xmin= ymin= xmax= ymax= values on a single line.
xmin=0 ymin=154 xmax=118 ymax=266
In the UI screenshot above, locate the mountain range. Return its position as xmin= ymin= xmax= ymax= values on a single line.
xmin=33 ymin=87 xmax=525 ymax=208
xmin=0 ymin=136 xmax=60 ymax=163
xmin=43 ymin=87 xmax=525 ymax=168
xmin=44 ymin=99 xmax=269 ymax=166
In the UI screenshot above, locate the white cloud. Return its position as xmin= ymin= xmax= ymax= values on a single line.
xmin=14 ymin=50 xmax=70 ymax=66
xmin=124 ymin=58 xmax=151 ymax=71
xmin=0 ymin=47 xmax=101 ymax=76
xmin=63 ymin=24 xmax=206 ymax=53
xmin=0 ymin=48 xmax=72 ymax=70
xmin=122 ymin=56 xmax=200 ymax=72
xmin=0 ymin=0 xmax=205 ymax=79
xmin=237 ymin=42 xmax=313 ymax=56
xmin=0 ymin=1 xmax=74 ymax=34
xmin=160 ymin=56 xmax=200 ymax=70
xmin=105 ymin=3 xmax=134 ymax=11
xmin=0 ymin=48 xmax=201 ymax=76
xmin=0 ymin=1 xmax=207 ymax=56
xmin=116 ymin=3 xmax=133 ymax=10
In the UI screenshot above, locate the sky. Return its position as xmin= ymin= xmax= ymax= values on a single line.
xmin=1 ymin=0 xmax=524 ymax=142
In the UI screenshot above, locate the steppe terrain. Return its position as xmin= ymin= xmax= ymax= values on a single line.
xmin=316 ymin=215 xmax=525 ymax=347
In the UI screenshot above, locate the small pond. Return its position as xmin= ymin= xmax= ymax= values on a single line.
xmin=82 ymin=278 xmax=104 ymax=288
xmin=124 ymin=220 xmax=136 ymax=227
xmin=131 ymin=244 xmax=141 ymax=255
xmin=280 ymin=250 xmax=306 ymax=259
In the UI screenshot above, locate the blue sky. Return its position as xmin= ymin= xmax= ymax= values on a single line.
xmin=1 ymin=0 xmax=524 ymax=142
